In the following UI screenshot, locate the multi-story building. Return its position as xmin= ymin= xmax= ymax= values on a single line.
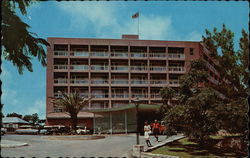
xmin=46 ymin=35 xmax=220 ymax=128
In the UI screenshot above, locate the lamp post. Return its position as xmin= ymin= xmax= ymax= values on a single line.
xmin=133 ymin=97 xmax=140 ymax=145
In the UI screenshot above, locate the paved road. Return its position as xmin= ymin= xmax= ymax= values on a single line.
xmin=1 ymin=134 xmax=169 ymax=157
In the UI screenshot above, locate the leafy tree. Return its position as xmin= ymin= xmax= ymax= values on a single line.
xmin=163 ymin=25 xmax=248 ymax=144
xmin=50 ymin=90 xmax=90 ymax=133
xmin=159 ymin=87 xmax=175 ymax=115
xmin=23 ymin=113 xmax=39 ymax=125
xmin=1 ymin=0 xmax=49 ymax=74
xmin=6 ymin=112 xmax=23 ymax=119
xmin=179 ymin=59 xmax=208 ymax=103
xmin=202 ymin=25 xmax=249 ymax=135
xmin=202 ymin=24 xmax=248 ymax=99
xmin=164 ymin=60 xmax=220 ymax=143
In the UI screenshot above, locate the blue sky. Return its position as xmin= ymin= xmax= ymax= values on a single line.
xmin=1 ymin=1 xmax=248 ymax=119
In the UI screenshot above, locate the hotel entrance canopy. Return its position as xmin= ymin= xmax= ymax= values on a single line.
xmin=88 ymin=104 xmax=161 ymax=134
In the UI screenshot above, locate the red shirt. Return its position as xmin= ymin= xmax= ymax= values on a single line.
xmin=152 ymin=122 xmax=160 ymax=129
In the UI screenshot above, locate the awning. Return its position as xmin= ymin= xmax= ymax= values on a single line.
xmin=46 ymin=111 xmax=95 ymax=119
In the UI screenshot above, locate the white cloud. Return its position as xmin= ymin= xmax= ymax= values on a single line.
xmin=185 ymin=31 xmax=202 ymax=41
xmin=0 ymin=64 xmax=12 ymax=83
xmin=1 ymin=63 xmax=46 ymax=119
xmin=57 ymin=2 xmax=117 ymax=34
xmin=1 ymin=65 xmax=18 ymax=106
xmin=1 ymin=89 xmax=18 ymax=106
xmin=27 ymin=99 xmax=46 ymax=119
xmin=134 ymin=15 xmax=173 ymax=40
xmin=56 ymin=2 xmax=174 ymax=40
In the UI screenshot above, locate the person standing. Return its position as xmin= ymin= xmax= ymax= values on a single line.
xmin=144 ymin=121 xmax=152 ymax=147
xmin=152 ymin=119 xmax=160 ymax=142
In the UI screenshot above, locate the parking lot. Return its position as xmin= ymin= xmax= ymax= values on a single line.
xmin=1 ymin=134 xmax=167 ymax=157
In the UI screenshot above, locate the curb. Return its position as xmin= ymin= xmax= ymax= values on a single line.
xmin=145 ymin=135 xmax=185 ymax=152
xmin=1 ymin=141 xmax=29 ymax=148
xmin=142 ymin=152 xmax=179 ymax=158
xmin=132 ymin=134 xmax=185 ymax=158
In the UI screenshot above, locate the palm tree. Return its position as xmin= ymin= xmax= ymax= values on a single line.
xmin=1 ymin=0 xmax=49 ymax=74
xmin=50 ymin=90 xmax=90 ymax=134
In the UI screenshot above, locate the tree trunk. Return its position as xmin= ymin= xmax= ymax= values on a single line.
xmin=71 ymin=114 xmax=78 ymax=134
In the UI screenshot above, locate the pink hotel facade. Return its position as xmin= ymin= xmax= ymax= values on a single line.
xmin=46 ymin=35 xmax=220 ymax=127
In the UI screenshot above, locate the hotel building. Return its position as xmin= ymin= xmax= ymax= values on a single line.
xmin=46 ymin=35 xmax=220 ymax=127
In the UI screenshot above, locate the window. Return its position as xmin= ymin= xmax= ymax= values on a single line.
xmin=190 ymin=48 xmax=194 ymax=55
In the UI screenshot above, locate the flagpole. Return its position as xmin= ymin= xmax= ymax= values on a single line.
xmin=132 ymin=12 xmax=139 ymax=37
xmin=138 ymin=14 xmax=139 ymax=36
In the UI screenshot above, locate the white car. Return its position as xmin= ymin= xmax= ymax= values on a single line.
xmin=15 ymin=128 xmax=39 ymax=135
xmin=76 ymin=127 xmax=90 ymax=134
xmin=1 ymin=128 xmax=7 ymax=135
xmin=39 ymin=129 xmax=48 ymax=135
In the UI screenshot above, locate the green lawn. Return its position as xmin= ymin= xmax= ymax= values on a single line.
xmin=151 ymin=136 xmax=246 ymax=158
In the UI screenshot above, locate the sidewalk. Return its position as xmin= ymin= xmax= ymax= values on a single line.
xmin=144 ymin=134 xmax=185 ymax=152
xmin=1 ymin=140 xmax=28 ymax=148
xmin=130 ymin=134 xmax=185 ymax=158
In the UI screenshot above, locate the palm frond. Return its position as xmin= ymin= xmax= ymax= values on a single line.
xmin=1 ymin=0 xmax=50 ymax=74
xmin=51 ymin=90 xmax=90 ymax=117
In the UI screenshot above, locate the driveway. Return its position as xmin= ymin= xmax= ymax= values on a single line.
xmin=1 ymin=134 xmax=168 ymax=157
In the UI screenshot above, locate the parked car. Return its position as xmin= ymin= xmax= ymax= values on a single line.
xmin=15 ymin=128 xmax=39 ymax=135
xmin=76 ymin=126 xmax=89 ymax=135
xmin=39 ymin=129 xmax=48 ymax=135
xmin=1 ymin=127 xmax=7 ymax=135
xmin=44 ymin=125 xmax=70 ymax=135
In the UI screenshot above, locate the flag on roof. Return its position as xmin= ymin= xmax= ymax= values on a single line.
xmin=132 ymin=12 xmax=139 ymax=19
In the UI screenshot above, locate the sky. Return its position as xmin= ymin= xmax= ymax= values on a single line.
xmin=1 ymin=1 xmax=249 ymax=119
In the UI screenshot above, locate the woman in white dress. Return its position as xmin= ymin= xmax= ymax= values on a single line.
xmin=144 ymin=121 xmax=152 ymax=147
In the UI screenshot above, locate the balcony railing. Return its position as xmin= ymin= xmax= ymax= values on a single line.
xmin=91 ymin=105 xmax=108 ymax=109
xmin=91 ymin=52 xmax=109 ymax=57
xmin=112 ymin=103 xmax=127 ymax=108
xmin=54 ymin=93 xmax=66 ymax=98
xmin=150 ymin=94 xmax=161 ymax=98
xmin=205 ymin=62 xmax=219 ymax=76
xmin=71 ymin=79 xmax=88 ymax=84
xmin=150 ymin=66 xmax=166 ymax=71
xmin=91 ymin=65 xmax=109 ymax=71
xmin=111 ymin=66 xmax=129 ymax=71
xmin=169 ymin=80 xmax=180 ymax=85
xmin=70 ymin=65 xmax=89 ymax=70
xmin=130 ymin=66 xmax=147 ymax=71
xmin=91 ymin=79 xmax=108 ymax=84
xmin=79 ymin=93 xmax=89 ymax=97
xmin=112 ymin=94 xmax=129 ymax=98
xmin=168 ymin=66 xmax=185 ymax=72
xmin=132 ymin=94 xmax=148 ymax=98
xmin=131 ymin=80 xmax=148 ymax=84
xmin=149 ymin=53 xmax=166 ymax=58
xmin=92 ymin=93 xmax=109 ymax=98
xmin=54 ymin=65 xmax=68 ymax=70
xmin=54 ymin=51 xmax=68 ymax=56
xmin=150 ymin=80 xmax=167 ymax=84
xmin=111 ymin=80 xmax=129 ymax=84
xmin=111 ymin=52 xmax=128 ymax=57
xmin=54 ymin=108 xmax=63 ymax=112
xmin=54 ymin=78 xmax=67 ymax=84
xmin=131 ymin=52 xmax=147 ymax=58
xmin=71 ymin=51 xmax=89 ymax=57
xmin=208 ymin=76 xmax=219 ymax=85
xmin=168 ymin=53 xmax=185 ymax=59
